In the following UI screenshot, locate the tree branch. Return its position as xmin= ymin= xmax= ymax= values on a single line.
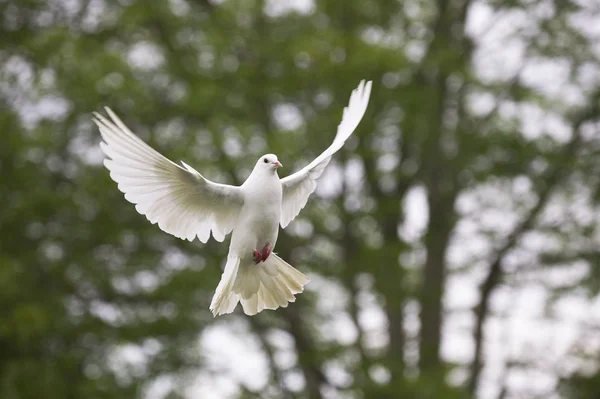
xmin=280 ymin=307 xmax=324 ymax=399
xmin=467 ymin=90 xmax=600 ymax=394
xmin=246 ymin=318 xmax=295 ymax=399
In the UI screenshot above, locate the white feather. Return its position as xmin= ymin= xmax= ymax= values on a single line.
xmin=210 ymin=255 xmax=242 ymax=316
xmin=93 ymin=107 xmax=244 ymax=243
xmin=280 ymin=80 xmax=372 ymax=228
xmin=95 ymin=80 xmax=371 ymax=317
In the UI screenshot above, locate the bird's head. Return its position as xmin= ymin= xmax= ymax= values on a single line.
xmin=253 ymin=154 xmax=283 ymax=175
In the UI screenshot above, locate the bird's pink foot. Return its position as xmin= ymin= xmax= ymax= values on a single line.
xmin=253 ymin=249 xmax=263 ymax=264
xmin=261 ymin=245 xmax=271 ymax=262
xmin=252 ymin=244 xmax=272 ymax=264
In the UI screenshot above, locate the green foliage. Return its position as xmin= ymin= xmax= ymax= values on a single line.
xmin=2 ymin=0 xmax=600 ymax=398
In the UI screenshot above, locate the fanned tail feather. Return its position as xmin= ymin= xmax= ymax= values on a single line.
xmin=209 ymin=255 xmax=241 ymax=316
xmin=238 ymin=254 xmax=309 ymax=316
xmin=210 ymin=253 xmax=309 ymax=317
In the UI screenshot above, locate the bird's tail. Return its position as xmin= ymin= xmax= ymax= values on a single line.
xmin=209 ymin=253 xmax=309 ymax=317
xmin=235 ymin=254 xmax=309 ymax=316
xmin=209 ymin=255 xmax=241 ymax=316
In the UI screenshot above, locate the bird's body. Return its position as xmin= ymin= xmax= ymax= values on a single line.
xmin=93 ymin=80 xmax=372 ymax=316
xmin=234 ymin=161 xmax=282 ymax=262
xmin=209 ymin=155 xmax=309 ymax=316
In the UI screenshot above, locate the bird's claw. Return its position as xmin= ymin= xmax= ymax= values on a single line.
xmin=253 ymin=250 xmax=263 ymax=264
xmin=262 ymin=246 xmax=271 ymax=262
xmin=252 ymin=244 xmax=272 ymax=264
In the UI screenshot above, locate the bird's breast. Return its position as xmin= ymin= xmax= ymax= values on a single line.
xmin=244 ymin=193 xmax=281 ymax=235
xmin=231 ymin=181 xmax=282 ymax=257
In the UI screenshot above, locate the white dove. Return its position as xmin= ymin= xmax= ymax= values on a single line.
xmin=93 ymin=80 xmax=372 ymax=316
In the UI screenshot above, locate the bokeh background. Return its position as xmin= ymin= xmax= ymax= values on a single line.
xmin=3 ymin=0 xmax=600 ymax=398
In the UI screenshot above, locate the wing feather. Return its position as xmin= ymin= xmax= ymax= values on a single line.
xmin=279 ymin=80 xmax=372 ymax=228
xmin=94 ymin=107 xmax=244 ymax=242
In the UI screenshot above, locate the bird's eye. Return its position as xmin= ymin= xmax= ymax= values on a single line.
xmin=263 ymin=158 xmax=269 ymax=163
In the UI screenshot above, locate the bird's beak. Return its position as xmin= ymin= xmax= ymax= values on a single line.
xmin=272 ymin=161 xmax=282 ymax=168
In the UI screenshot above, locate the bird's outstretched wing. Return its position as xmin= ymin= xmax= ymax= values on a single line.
xmin=94 ymin=107 xmax=243 ymax=243
xmin=279 ymin=80 xmax=372 ymax=228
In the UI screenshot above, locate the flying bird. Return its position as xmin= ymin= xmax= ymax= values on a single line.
xmin=93 ymin=80 xmax=372 ymax=316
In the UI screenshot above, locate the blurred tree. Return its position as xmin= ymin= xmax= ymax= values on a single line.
xmin=2 ymin=0 xmax=600 ymax=398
